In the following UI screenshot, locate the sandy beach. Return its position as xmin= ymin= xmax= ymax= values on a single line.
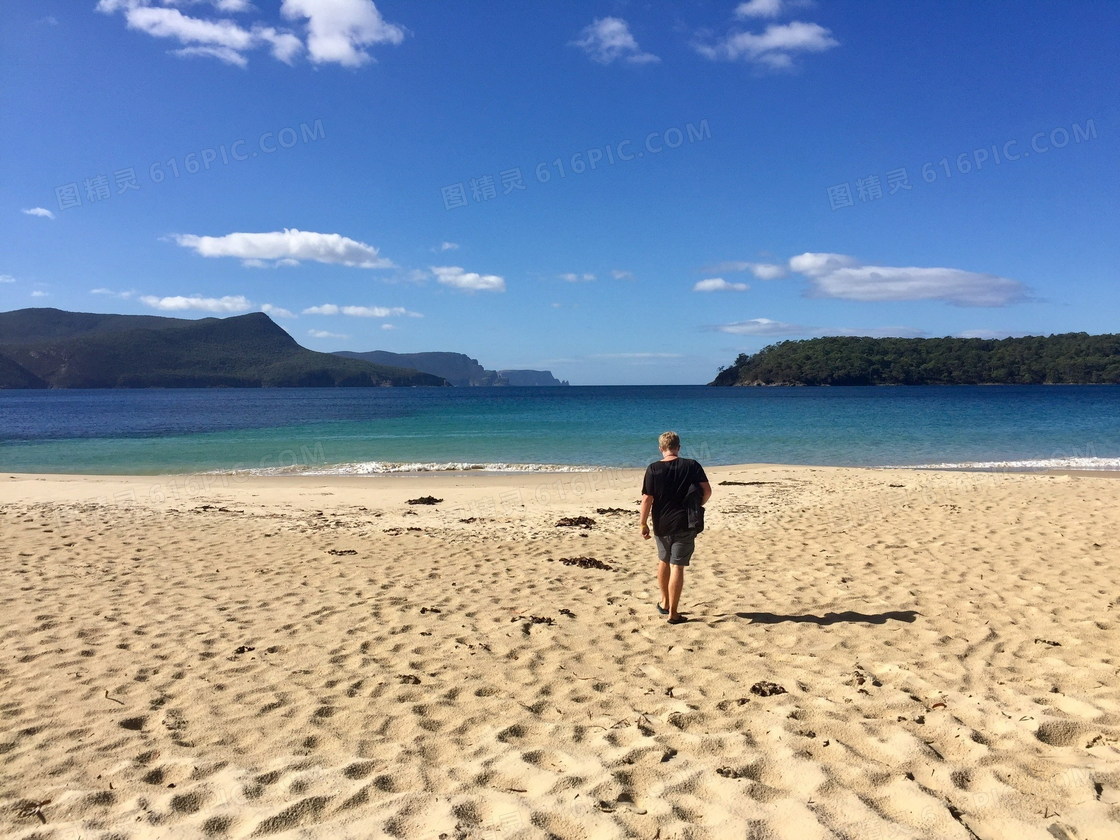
xmin=1 ymin=465 xmax=1118 ymax=840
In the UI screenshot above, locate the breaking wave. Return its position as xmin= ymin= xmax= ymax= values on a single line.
xmin=222 ymin=461 xmax=610 ymax=476
xmin=879 ymin=457 xmax=1120 ymax=472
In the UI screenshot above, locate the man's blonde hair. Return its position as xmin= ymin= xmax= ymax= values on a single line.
xmin=659 ymin=431 xmax=681 ymax=452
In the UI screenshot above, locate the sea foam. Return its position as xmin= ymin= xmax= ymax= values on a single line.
xmin=881 ymin=456 xmax=1120 ymax=472
xmin=225 ymin=461 xmax=607 ymax=476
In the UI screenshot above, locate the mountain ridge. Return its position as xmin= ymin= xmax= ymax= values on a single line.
xmin=0 ymin=308 xmax=446 ymax=389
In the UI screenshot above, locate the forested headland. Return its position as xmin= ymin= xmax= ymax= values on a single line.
xmin=710 ymin=334 xmax=1120 ymax=386
xmin=0 ymin=308 xmax=446 ymax=388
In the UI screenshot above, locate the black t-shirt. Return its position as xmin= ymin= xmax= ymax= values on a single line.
xmin=641 ymin=457 xmax=708 ymax=535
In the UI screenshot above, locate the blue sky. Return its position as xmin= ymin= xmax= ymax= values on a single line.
xmin=2 ymin=0 xmax=1117 ymax=385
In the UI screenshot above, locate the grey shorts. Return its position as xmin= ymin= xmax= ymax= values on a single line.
xmin=655 ymin=533 xmax=696 ymax=567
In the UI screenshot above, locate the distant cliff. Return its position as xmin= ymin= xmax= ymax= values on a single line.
xmin=498 ymin=369 xmax=569 ymax=386
xmin=335 ymin=351 xmax=500 ymax=386
xmin=0 ymin=308 xmax=447 ymax=389
xmin=336 ymin=350 xmax=568 ymax=386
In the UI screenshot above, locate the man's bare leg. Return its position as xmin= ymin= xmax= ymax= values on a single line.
xmin=667 ymin=564 xmax=685 ymax=619
xmin=658 ymin=560 xmax=671 ymax=612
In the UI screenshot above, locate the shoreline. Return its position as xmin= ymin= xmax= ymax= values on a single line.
xmin=4 ymin=457 xmax=1120 ymax=483
xmin=2 ymin=464 xmax=1118 ymax=839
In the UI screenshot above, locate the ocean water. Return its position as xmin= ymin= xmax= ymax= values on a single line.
xmin=1 ymin=385 xmax=1118 ymax=475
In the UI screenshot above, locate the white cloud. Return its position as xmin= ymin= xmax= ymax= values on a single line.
xmin=696 ymin=20 xmax=838 ymax=69
xmin=308 ymin=329 xmax=348 ymax=339
xmin=140 ymin=294 xmax=253 ymax=312
xmin=0 ymin=274 xmax=15 ymax=283
xmin=716 ymin=317 xmax=807 ymax=336
xmin=164 ymin=0 xmax=255 ymax=12
xmin=572 ymin=17 xmax=659 ymax=65
xmin=704 ymin=261 xmax=787 ymax=279
xmin=91 ymin=288 xmax=136 ymax=299
xmin=98 ymin=0 xmax=404 ymax=67
xmin=431 ymin=265 xmax=505 ymax=293
xmin=735 ymin=0 xmax=813 ymax=18
xmin=301 ymin=304 xmax=420 ymax=318
xmin=611 ymin=269 xmax=634 ymax=280
xmin=747 ymin=262 xmax=787 ymax=280
xmin=280 ymin=0 xmax=405 ymax=67
xmin=172 ymin=229 xmax=393 ymax=268
xmin=21 ymin=207 xmax=56 ymax=219
xmin=159 ymin=1 xmax=249 ymax=10
xmin=31 ymin=291 xmax=49 ymax=298
xmin=735 ymin=0 xmax=784 ymax=18
xmin=172 ymin=44 xmax=248 ymax=66
xmin=257 ymin=26 xmax=303 ymax=63
xmin=789 ymin=252 xmax=1027 ymax=307
xmin=437 ymin=241 xmax=459 ymax=252
xmin=260 ymin=303 xmax=295 ymax=318
xmin=694 ymin=277 xmax=750 ymax=292
xmin=716 ymin=318 xmax=806 ymax=333
xmin=98 ymin=2 xmax=255 ymax=48
xmin=788 ymin=252 xmax=858 ymax=276
xmin=97 ymin=0 xmax=276 ymax=66
xmin=560 ymin=272 xmax=596 ymax=282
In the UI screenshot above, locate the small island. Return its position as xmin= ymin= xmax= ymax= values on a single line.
xmin=711 ymin=334 xmax=1120 ymax=386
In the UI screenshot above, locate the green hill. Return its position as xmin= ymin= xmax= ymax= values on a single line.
xmin=0 ymin=353 xmax=47 ymax=388
xmin=0 ymin=308 xmax=197 ymax=345
xmin=711 ymin=334 xmax=1120 ymax=386
xmin=0 ymin=308 xmax=447 ymax=388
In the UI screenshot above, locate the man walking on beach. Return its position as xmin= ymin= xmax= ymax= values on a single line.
xmin=640 ymin=431 xmax=711 ymax=625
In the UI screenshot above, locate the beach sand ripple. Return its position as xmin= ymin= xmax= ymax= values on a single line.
xmin=1 ymin=467 xmax=1117 ymax=839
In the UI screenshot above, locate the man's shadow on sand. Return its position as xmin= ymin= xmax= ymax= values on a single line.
xmin=733 ymin=609 xmax=920 ymax=625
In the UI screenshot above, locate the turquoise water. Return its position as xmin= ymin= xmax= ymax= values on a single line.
xmin=1 ymin=385 xmax=1118 ymax=475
